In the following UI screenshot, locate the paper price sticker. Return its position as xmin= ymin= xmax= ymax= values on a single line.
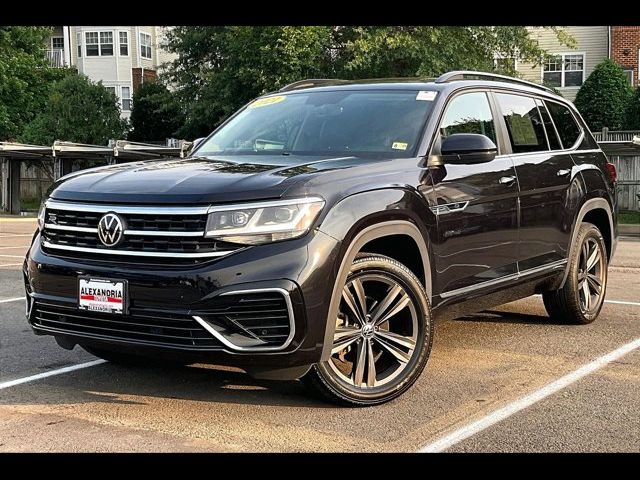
xmin=416 ymin=91 xmax=437 ymax=101
xmin=249 ymin=95 xmax=287 ymax=109
xmin=392 ymin=142 xmax=408 ymax=150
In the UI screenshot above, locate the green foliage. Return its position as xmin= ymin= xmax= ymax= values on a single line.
xmin=128 ymin=81 xmax=185 ymax=142
xmin=0 ymin=26 xmax=72 ymax=141
xmin=20 ymin=74 xmax=128 ymax=146
xmin=574 ymin=59 xmax=633 ymax=131
xmin=624 ymin=85 xmax=640 ymax=130
xmin=162 ymin=26 xmax=570 ymax=138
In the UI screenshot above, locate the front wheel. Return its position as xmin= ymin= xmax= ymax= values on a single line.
xmin=302 ymin=254 xmax=433 ymax=406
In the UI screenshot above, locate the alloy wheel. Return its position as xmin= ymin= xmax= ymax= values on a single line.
xmin=577 ymin=237 xmax=605 ymax=314
xmin=328 ymin=273 xmax=418 ymax=390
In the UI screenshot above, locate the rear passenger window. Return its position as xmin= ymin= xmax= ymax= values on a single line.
xmin=536 ymin=100 xmax=562 ymax=150
xmin=545 ymin=100 xmax=581 ymax=149
xmin=439 ymin=92 xmax=497 ymax=144
xmin=495 ymin=93 xmax=548 ymax=154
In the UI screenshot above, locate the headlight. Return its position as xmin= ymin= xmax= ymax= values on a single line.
xmin=37 ymin=201 xmax=46 ymax=230
xmin=205 ymin=197 xmax=325 ymax=245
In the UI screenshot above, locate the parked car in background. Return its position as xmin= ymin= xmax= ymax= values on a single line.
xmin=24 ymin=71 xmax=618 ymax=406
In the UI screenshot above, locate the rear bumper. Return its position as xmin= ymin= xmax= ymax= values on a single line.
xmin=24 ymin=229 xmax=341 ymax=378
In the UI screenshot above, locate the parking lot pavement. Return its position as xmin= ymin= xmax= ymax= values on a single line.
xmin=0 ymin=217 xmax=35 ymax=270
xmin=0 ymin=217 xmax=638 ymax=452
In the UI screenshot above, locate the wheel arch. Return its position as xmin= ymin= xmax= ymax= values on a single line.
xmin=319 ymin=219 xmax=432 ymax=362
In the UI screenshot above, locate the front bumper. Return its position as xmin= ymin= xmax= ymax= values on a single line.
xmin=24 ymin=229 xmax=341 ymax=377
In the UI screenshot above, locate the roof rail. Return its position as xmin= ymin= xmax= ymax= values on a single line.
xmin=435 ymin=71 xmax=555 ymax=94
xmin=279 ymin=79 xmax=349 ymax=92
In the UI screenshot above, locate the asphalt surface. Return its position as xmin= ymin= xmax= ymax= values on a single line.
xmin=0 ymin=217 xmax=638 ymax=452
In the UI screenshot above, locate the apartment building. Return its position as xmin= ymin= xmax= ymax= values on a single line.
xmin=46 ymin=26 xmax=176 ymax=119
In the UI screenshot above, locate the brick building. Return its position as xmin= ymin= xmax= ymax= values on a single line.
xmin=610 ymin=26 xmax=640 ymax=87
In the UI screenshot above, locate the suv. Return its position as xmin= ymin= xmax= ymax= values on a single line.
xmin=24 ymin=71 xmax=618 ymax=406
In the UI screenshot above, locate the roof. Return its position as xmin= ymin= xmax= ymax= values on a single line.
xmin=275 ymin=71 xmax=564 ymax=102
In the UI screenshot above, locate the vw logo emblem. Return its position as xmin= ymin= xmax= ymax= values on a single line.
xmin=97 ymin=213 xmax=125 ymax=247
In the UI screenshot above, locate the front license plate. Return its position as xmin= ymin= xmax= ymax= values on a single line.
xmin=78 ymin=278 xmax=126 ymax=314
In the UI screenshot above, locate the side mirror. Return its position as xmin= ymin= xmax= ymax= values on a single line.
xmin=440 ymin=133 xmax=498 ymax=164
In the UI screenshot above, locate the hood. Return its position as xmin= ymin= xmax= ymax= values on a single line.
xmin=49 ymin=155 xmax=369 ymax=204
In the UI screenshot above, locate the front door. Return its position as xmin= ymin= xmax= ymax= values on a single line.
xmin=427 ymin=91 xmax=519 ymax=297
xmin=494 ymin=93 xmax=577 ymax=271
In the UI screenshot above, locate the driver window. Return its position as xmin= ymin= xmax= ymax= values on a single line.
xmin=440 ymin=92 xmax=497 ymax=144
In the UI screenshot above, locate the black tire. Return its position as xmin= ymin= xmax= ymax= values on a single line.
xmin=81 ymin=345 xmax=187 ymax=367
xmin=302 ymin=253 xmax=433 ymax=407
xmin=542 ymin=222 xmax=608 ymax=325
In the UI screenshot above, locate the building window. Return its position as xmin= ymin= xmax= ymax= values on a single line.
xmin=76 ymin=32 xmax=82 ymax=57
xmin=104 ymin=86 xmax=116 ymax=98
xmin=140 ymin=32 xmax=152 ymax=59
xmin=85 ymin=32 xmax=98 ymax=56
xmin=85 ymin=31 xmax=115 ymax=57
xmin=493 ymin=56 xmax=517 ymax=73
xmin=51 ymin=37 xmax=64 ymax=50
xmin=623 ymin=69 xmax=634 ymax=86
xmin=543 ymin=53 xmax=585 ymax=88
xmin=99 ymin=32 xmax=113 ymax=56
xmin=121 ymin=86 xmax=132 ymax=111
xmin=119 ymin=32 xmax=129 ymax=56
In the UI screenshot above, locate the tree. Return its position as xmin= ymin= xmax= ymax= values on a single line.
xmin=0 ymin=26 xmax=72 ymax=140
xmin=574 ymin=59 xmax=633 ymax=131
xmin=19 ymin=74 xmax=128 ymax=146
xmin=624 ymin=85 xmax=640 ymax=130
xmin=162 ymin=26 xmax=572 ymax=138
xmin=128 ymin=81 xmax=185 ymax=142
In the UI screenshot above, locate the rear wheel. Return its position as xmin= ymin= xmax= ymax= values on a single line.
xmin=303 ymin=254 xmax=433 ymax=406
xmin=543 ymin=222 xmax=608 ymax=325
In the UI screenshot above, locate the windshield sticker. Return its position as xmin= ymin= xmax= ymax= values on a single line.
xmin=392 ymin=142 xmax=408 ymax=150
xmin=416 ymin=91 xmax=437 ymax=101
xmin=249 ymin=95 xmax=287 ymax=109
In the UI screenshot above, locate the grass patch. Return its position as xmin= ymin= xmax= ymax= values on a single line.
xmin=20 ymin=197 xmax=41 ymax=212
xmin=620 ymin=211 xmax=640 ymax=224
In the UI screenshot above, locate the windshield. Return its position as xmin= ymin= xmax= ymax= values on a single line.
xmin=196 ymin=89 xmax=436 ymax=158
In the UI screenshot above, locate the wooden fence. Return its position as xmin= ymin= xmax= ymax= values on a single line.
xmin=592 ymin=128 xmax=640 ymax=142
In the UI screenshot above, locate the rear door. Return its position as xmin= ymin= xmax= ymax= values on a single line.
xmin=493 ymin=92 xmax=577 ymax=271
xmin=428 ymin=90 xmax=520 ymax=297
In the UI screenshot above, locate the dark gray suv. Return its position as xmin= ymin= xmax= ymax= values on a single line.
xmin=25 ymin=71 xmax=617 ymax=406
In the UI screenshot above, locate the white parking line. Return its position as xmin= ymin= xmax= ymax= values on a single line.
xmin=605 ymin=299 xmax=640 ymax=307
xmin=0 ymin=234 xmax=34 ymax=238
xmin=0 ymin=254 xmax=24 ymax=258
xmin=419 ymin=337 xmax=640 ymax=453
xmin=0 ymin=263 xmax=23 ymax=268
xmin=0 ymin=360 xmax=107 ymax=391
xmin=0 ymin=246 xmax=29 ymax=250
xmin=0 ymin=296 xmax=25 ymax=304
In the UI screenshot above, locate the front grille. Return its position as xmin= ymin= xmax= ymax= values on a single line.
xmin=42 ymin=200 xmax=240 ymax=263
xmin=49 ymin=210 xmax=208 ymax=232
xmin=32 ymin=299 xmax=222 ymax=350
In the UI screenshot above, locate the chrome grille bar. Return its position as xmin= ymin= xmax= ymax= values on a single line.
xmin=45 ymin=199 xmax=210 ymax=215
xmin=42 ymin=241 xmax=234 ymax=258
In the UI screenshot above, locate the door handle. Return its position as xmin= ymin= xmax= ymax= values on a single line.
xmin=556 ymin=168 xmax=571 ymax=177
xmin=498 ymin=175 xmax=517 ymax=185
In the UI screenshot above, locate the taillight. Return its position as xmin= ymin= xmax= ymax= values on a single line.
xmin=606 ymin=162 xmax=617 ymax=183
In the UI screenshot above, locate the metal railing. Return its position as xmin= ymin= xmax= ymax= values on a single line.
xmin=45 ymin=49 xmax=65 ymax=68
